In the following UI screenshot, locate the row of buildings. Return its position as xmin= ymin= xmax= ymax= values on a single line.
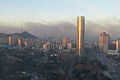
xmin=0 ymin=34 xmax=73 ymax=51
xmin=42 ymin=37 xmax=73 ymax=51
xmin=0 ymin=35 xmax=40 ymax=48
xmin=0 ymin=16 xmax=85 ymax=55
xmin=1 ymin=16 xmax=119 ymax=55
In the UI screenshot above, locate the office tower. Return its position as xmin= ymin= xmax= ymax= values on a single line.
xmin=18 ymin=38 xmax=22 ymax=48
xmin=99 ymin=32 xmax=110 ymax=53
xmin=63 ymin=37 xmax=68 ymax=47
xmin=76 ymin=16 xmax=85 ymax=55
xmin=8 ymin=36 xmax=13 ymax=46
xmin=116 ymin=40 xmax=120 ymax=53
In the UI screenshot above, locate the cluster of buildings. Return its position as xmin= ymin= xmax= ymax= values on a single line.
xmin=41 ymin=15 xmax=85 ymax=53
xmin=0 ymin=16 xmax=119 ymax=55
xmin=0 ymin=34 xmax=74 ymax=51
xmin=99 ymin=32 xmax=120 ymax=54
xmin=0 ymin=16 xmax=85 ymax=57
xmin=75 ymin=16 xmax=120 ymax=55
xmin=42 ymin=37 xmax=73 ymax=52
xmin=0 ymin=35 xmax=40 ymax=48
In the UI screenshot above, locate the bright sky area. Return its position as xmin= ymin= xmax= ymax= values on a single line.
xmin=0 ymin=0 xmax=120 ymax=25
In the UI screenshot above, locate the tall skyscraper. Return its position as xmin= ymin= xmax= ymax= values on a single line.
xmin=76 ymin=16 xmax=85 ymax=55
xmin=116 ymin=40 xmax=120 ymax=53
xmin=62 ymin=37 xmax=68 ymax=48
xmin=99 ymin=32 xmax=110 ymax=53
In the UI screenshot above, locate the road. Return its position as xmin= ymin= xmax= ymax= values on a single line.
xmin=91 ymin=49 xmax=120 ymax=80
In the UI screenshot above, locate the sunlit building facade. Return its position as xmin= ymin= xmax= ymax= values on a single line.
xmin=99 ymin=32 xmax=110 ymax=53
xmin=18 ymin=38 xmax=22 ymax=48
xmin=116 ymin=40 xmax=120 ymax=53
xmin=62 ymin=37 xmax=68 ymax=47
xmin=8 ymin=36 xmax=14 ymax=46
xmin=76 ymin=16 xmax=85 ymax=55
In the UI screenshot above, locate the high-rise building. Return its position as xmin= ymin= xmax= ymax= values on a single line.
xmin=8 ymin=36 xmax=14 ymax=46
xmin=18 ymin=38 xmax=22 ymax=48
xmin=116 ymin=40 xmax=120 ymax=53
xmin=63 ymin=37 xmax=68 ymax=47
xmin=99 ymin=32 xmax=110 ymax=53
xmin=76 ymin=16 xmax=85 ymax=55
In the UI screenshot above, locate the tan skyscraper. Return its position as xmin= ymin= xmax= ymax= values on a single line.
xmin=76 ymin=16 xmax=85 ymax=55
xmin=63 ymin=37 xmax=68 ymax=47
xmin=99 ymin=32 xmax=110 ymax=53
xmin=116 ymin=40 xmax=120 ymax=53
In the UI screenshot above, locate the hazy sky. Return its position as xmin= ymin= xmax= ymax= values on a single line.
xmin=0 ymin=0 xmax=120 ymax=24
xmin=0 ymin=0 xmax=120 ymax=40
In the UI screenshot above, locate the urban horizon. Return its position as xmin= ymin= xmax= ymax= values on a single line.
xmin=0 ymin=0 xmax=120 ymax=80
xmin=1 ymin=0 xmax=120 ymax=40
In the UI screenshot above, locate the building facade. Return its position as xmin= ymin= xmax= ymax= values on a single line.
xmin=116 ymin=40 xmax=120 ymax=53
xmin=62 ymin=37 xmax=68 ymax=48
xmin=76 ymin=16 xmax=85 ymax=55
xmin=99 ymin=32 xmax=110 ymax=53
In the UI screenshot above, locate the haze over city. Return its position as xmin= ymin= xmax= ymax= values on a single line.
xmin=0 ymin=0 xmax=120 ymax=40
xmin=0 ymin=0 xmax=120 ymax=80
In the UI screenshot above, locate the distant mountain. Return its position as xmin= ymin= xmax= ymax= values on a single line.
xmin=0 ymin=31 xmax=38 ymax=38
xmin=13 ymin=31 xmax=38 ymax=38
xmin=0 ymin=33 xmax=9 ymax=37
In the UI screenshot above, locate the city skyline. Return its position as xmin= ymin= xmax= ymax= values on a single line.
xmin=0 ymin=1 xmax=120 ymax=80
xmin=0 ymin=0 xmax=120 ymax=40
